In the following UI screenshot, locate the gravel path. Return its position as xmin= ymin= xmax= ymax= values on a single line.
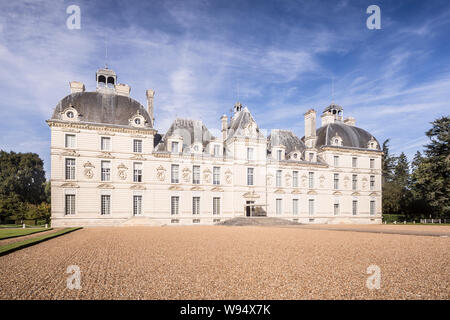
xmin=0 ymin=226 xmax=448 ymax=300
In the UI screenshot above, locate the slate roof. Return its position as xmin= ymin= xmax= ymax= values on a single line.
xmin=267 ymin=130 xmax=306 ymax=155
xmin=155 ymin=118 xmax=214 ymax=152
xmin=50 ymin=91 xmax=152 ymax=128
xmin=226 ymin=107 xmax=265 ymax=141
xmin=314 ymin=122 xmax=381 ymax=150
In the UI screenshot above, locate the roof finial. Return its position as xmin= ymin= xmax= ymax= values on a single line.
xmin=104 ymin=32 xmax=108 ymax=69
xmin=331 ymin=76 xmax=334 ymax=103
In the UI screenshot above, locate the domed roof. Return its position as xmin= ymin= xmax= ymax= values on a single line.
xmin=51 ymin=91 xmax=152 ymax=128
xmin=315 ymin=122 xmax=380 ymax=150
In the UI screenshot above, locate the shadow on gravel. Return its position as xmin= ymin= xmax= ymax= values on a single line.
xmin=217 ymin=217 xmax=301 ymax=226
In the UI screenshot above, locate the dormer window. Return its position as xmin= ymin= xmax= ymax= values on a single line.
xmin=67 ymin=111 xmax=74 ymax=118
xmin=277 ymin=150 xmax=283 ymax=161
xmin=134 ymin=118 xmax=141 ymax=125
xmin=367 ymin=137 xmax=378 ymax=150
xmin=331 ymin=133 xmax=343 ymax=146
xmin=61 ymin=106 xmax=79 ymax=121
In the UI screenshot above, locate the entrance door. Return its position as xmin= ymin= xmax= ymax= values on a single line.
xmin=246 ymin=201 xmax=255 ymax=217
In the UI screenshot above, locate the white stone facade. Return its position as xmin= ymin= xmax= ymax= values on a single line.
xmin=48 ymin=69 xmax=383 ymax=227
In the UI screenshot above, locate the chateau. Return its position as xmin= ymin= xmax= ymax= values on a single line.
xmin=47 ymin=68 xmax=383 ymax=226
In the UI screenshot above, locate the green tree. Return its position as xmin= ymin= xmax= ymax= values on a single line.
xmin=0 ymin=151 xmax=47 ymax=204
xmin=411 ymin=117 xmax=450 ymax=218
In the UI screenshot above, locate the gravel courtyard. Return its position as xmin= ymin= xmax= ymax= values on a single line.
xmin=0 ymin=225 xmax=448 ymax=300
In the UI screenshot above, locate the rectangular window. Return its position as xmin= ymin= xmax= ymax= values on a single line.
xmin=101 ymin=137 xmax=111 ymax=151
xmin=192 ymin=197 xmax=200 ymax=215
xmin=308 ymin=199 xmax=314 ymax=216
xmin=277 ymin=150 xmax=282 ymax=161
xmin=309 ymin=153 xmax=314 ymax=162
xmin=334 ymin=155 xmax=339 ymax=167
xmin=293 ymin=199 xmax=299 ymax=215
xmin=370 ymin=176 xmax=375 ymax=191
xmin=214 ymin=145 xmax=220 ymax=157
xmin=352 ymin=174 xmax=357 ymax=191
xmin=276 ymin=170 xmax=282 ymax=187
xmin=133 ymin=139 xmax=142 ymax=153
xmin=247 ymin=147 xmax=254 ymax=161
xmin=193 ymin=165 xmax=200 ymax=184
xmin=65 ymin=194 xmax=75 ymax=215
xmin=247 ymin=168 xmax=254 ymax=186
xmin=133 ymin=195 xmax=142 ymax=216
xmin=133 ymin=163 xmax=142 ymax=182
xmin=370 ymin=200 xmax=376 ymax=215
xmin=65 ymin=134 xmax=76 ymax=148
xmin=171 ymin=141 xmax=179 ymax=154
xmin=334 ymin=173 xmax=339 ymax=190
xmin=101 ymin=161 xmax=111 ymax=181
xmin=101 ymin=195 xmax=111 ymax=215
xmin=352 ymin=157 xmax=357 ymax=168
xmin=370 ymin=158 xmax=375 ymax=169
xmin=334 ymin=201 xmax=339 ymax=216
xmin=292 ymin=171 xmax=298 ymax=188
xmin=213 ymin=167 xmax=220 ymax=185
xmin=352 ymin=200 xmax=358 ymax=216
xmin=171 ymin=196 xmax=179 ymax=215
xmin=171 ymin=164 xmax=179 ymax=183
xmin=276 ymin=198 xmax=282 ymax=215
xmin=213 ymin=197 xmax=220 ymax=215
xmin=65 ymin=158 xmax=75 ymax=180
xmin=308 ymin=172 xmax=314 ymax=189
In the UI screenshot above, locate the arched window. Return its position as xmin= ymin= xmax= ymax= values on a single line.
xmin=107 ymin=77 xmax=115 ymax=88
xmin=98 ymin=75 xmax=106 ymax=87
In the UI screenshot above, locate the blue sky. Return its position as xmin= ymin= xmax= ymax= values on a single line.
xmin=0 ymin=0 xmax=449 ymax=176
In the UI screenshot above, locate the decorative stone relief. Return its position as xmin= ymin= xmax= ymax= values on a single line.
xmin=117 ymin=163 xmax=128 ymax=180
xmin=319 ymin=175 xmax=325 ymax=188
xmin=182 ymin=168 xmax=191 ymax=183
xmin=61 ymin=150 xmax=80 ymax=157
xmin=83 ymin=161 xmax=95 ymax=179
xmin=266 ymin=173 xmax=273 ymax=186
xmin=362 ymin=177 xmax=368 ymax=189
xmin=225 ymin=169 xmax=232 ymax=184
xmin=344 ymin=175 xmax=350 ymax=188
xmin=285 ymin=173 xmax=292 ymax=187
xmin=98 ymin=152 xmax=114 ymax=159
xmin=203 ymin=168 xmax=211 ymax=184
xmin=130 ymin=154 xmax=146 ymax=161
xmin=156 ymin=165 xmax=166 ymax=181
xmin=301 ymin=174 xmax=307 ymax=187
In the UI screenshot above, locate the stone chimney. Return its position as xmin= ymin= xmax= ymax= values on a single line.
xmin=304 ymin=109 xmax=317 ymax=148
xmin=221 ymin=114 xmax=228 ymax=141
xmin=344 ymin=117 xmax=356 ymax=126
xmin=146 ymin=89 xmax=155 ymax=126
xmin=115 ymin=83 xmax=130 ymax=97
xmin=69 ymin=81 xmax=85 ymax=94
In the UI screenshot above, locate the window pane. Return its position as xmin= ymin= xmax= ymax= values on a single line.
xmin=276 ymin=170 xmax=282 ymax=187
xmin=247 ymin=168 xmax=254 ymax=185
xmin=308 ymin=199 xmax=314 ymax=215
xmin=65 ymin=194 xmax=75 ymax=215
xmin=101 ymin=137 xmax=111 ymax=151
xmin=293 ymin=199 xmax=298 ymax=215
xmin=133 ymin=140 xmax=142 ymax=153
xmin=293 ymin=171 xmax=298 ymax=187
xmin=276 ymin=199 xmax=282 ymax=215
xmin=65 ymin=158 xmax=75 ymax=180
xmin=101 ymin=195 xmax=111 ymax=215
xmin=308 ymin=172 xmax=314 ymax=188
xmin=352 ymin=200 xmax=358 ymax=215
xmin=171 ymin=164 xmax=179 ymax=183
xmin=213 ymin=197 xmax=220 ymax=215
xmin=213 ymin=167 xmax=220 ymax=185
xmin=133 ymin=195 xmax=142 ymax=215
xmin=171 ymin=196 xmax=179 ymax=215
xmin=101 ymin=161 xmax=111 ymax=181
xmin=134 ymin=163 xmax=142 ymax=182
xmin=65 ymin=134 xmax=75 ymax=148
xmin=193 ymin=197 xmax=200 ymax=215
xmin=193 ymin=166 xmax=200 ymax=184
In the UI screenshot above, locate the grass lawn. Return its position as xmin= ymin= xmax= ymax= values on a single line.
xmin=0 ymin=228 xmax=53 ymax=240
xmin=0 ymin=227 xmax=82 ymax=256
